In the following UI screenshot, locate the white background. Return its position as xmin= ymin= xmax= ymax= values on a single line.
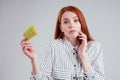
xmin=0 ymin=0 xmax=120 ymax=80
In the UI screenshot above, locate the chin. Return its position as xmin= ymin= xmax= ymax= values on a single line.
xmin=71 ymin=34 xmax=78 ymax=38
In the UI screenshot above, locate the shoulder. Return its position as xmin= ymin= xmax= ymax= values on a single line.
xmin=86 ymin=40 xmax=102 ymax=54
xmin=44 ymin=39 xmax=64 ymax=54
xmin=86 ymin=41 xmax=104 ymax=63
xmin=48 ymin=39 xmax=63 ymax=48
xmin=44 ymin=39 xmax=63 ymax=54
xmin=87 ymin=40 xmax=101 ymax=49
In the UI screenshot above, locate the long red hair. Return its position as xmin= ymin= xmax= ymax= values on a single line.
xmin=54 ymin=6 xmax=94 ymax=42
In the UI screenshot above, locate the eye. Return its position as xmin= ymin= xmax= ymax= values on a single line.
xmin=63 ymin=20 xmax=69 ymax=24
xmin=74 ymin=19 xmax=79 ymax=23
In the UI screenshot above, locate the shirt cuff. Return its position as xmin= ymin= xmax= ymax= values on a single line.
xmin=30 ymin=72 xmax=43 ymax=80
xmin=84 ymin=67 xmax=96 ymax=78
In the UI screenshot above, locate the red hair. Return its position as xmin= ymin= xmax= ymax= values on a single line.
xmin=54 ymin=6 xmax=94 ymax=42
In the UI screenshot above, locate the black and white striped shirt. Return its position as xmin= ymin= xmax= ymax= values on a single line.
xmin=30 ymin=39 xmax=104 ymax=80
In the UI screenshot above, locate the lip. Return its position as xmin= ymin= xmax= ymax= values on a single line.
xmin=69 ymin=30 xmax=76 ymax=33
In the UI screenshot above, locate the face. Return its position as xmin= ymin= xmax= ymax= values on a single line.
xmin=60 ymin=11 xmax=81 ymax=39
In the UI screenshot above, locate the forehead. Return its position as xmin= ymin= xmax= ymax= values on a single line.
xmin=61 ymin=11 xmax=78 ymax=19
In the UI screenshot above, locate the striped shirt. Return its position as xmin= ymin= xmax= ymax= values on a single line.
xmin=30 ymin=39 xmax=104 ymax=80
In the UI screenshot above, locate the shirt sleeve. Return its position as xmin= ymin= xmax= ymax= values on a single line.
xmin=84 ymin=41 xmax=105 ymax=80
xmin=30 ymin=42 xmax=54 ymax=80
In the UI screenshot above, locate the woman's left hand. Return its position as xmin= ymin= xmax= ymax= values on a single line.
xmin=77 ymin=31 xmax=91 ymax=72
xmin=77 ymin=31 xmax=87 ymax=56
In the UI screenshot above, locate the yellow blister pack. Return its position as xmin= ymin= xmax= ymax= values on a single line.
xmin=23 ymin=25 xmax=38 ymax=41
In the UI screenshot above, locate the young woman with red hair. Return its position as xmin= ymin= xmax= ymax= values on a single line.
xmin=20 ymin=6 xmax=104 ymax=80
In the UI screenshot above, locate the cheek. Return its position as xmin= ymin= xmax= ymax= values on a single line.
xmin=62 ymin=27 xmax=69 ymax=32
xmin=76 ymin=25 xmax=81 ymax=31
xmin=60 ymin=26 xmax=65 ymax=32
xmin=61 ymin=24 xmax=68 ymax=32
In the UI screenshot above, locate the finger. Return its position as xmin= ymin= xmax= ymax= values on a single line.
xmin=20 ymin=40 xmax=30 ymax=46
xmin=23 ymin=47 xmax=32 ymax=55
xmin=78 ymin=31 xmax=87 ymax=37
xmin=22 ymin=45 xmax=32 ymax=51
xmin=22 ymin=44 xmax=32 ymax=47
xmin=21 ymin=41 xmax=31 ymax=48
xmin=78 ymin=34 xmax=87 ymax=39
xmin=20 ymin=37 xmax=28 ymax=44
xmin=79 ymin=37 xmax=86 ymax=41
xmin=21 ymin=43 xmax=31 ymax=48
xmin=21 ymin=41 xmax=30 ymax=45
xmin=79 ymin=31 xmax=84 ymax=34
xmin=78 ymin=31 xmax=86 ymax=37
xmin=20 ymin=37 xmax=26 ymax=43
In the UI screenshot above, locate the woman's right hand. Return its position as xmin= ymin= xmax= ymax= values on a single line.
xmin=20 ymin=38 xmax=37 ymax=61
xmin=20 ymin=38 xmax=40 ymax=75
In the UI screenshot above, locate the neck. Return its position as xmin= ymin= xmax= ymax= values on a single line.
xmin=65 ymin=37 xmax=79 ymax=47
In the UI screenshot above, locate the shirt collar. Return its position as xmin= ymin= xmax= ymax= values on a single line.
xmin=63 ymin=38 xmax=79 ymax=50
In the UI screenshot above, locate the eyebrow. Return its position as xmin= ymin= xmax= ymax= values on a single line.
xmin=73 ymin=16 xmax=78 ymax=19
xmin=63 ymin=16 xmax=78 ymax=20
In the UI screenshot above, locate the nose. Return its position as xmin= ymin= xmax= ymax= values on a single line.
xmin=69 ymin=21 xmax=74 ymax=28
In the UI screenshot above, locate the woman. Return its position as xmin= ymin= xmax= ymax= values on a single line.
xmin=20 ymin=6 xmax=104 ymax=80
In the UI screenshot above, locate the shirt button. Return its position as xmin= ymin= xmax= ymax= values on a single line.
xmin=73 ymin=53 xmax=75 ymax=55
xmin=73 ymin=48 xmax=75 ymax=50
xmin=74 ymin=65 xmax=76 ymax=67
xmin=73 ymin=76 xmax=76 ymax=79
